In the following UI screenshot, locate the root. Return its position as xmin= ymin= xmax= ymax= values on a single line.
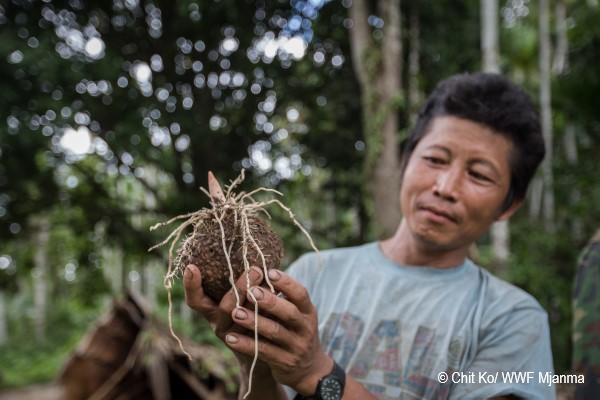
xmin=149 ymin=169 xmax=320 ymax=396
xmin=243 ymin=290 xmax=260 ymax=399
xmin=215 ymin=209 xmax=241 ymax=306
xmin=167 ymin=287 xmax=192 ymax=360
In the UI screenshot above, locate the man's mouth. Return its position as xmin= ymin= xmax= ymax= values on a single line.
xmin=422 ymin=205 xmax=458 ymax=223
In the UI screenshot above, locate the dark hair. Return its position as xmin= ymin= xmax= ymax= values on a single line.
xmin=400 ymin=72 xmax=545 ymax=212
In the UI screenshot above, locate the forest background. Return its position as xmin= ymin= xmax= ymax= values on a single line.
xmin=0 ymin=0 xmax=599 ymax=391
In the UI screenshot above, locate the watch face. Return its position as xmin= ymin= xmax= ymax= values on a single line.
xmin=320 ymin=377 xmax=343 ymax=400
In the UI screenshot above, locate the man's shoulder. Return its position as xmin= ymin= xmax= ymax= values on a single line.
xmin=476 ymin=264 xmax=547 ymax=315
xmin=297 ymin=242 xmax=377 ymax=264
xmin=286 ymin=242 xmax=377 ymax=288
xmin=287 ymin=242 xmax=378 ymax=280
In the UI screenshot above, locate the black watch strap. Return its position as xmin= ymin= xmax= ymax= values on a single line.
xmin=293 ymin=361 xmax=346 ymax=400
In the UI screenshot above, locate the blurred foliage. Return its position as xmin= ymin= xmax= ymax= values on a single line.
xmin=0 ymin=0 xmax=599 ymax=389
xmin=0 ymin=291 xmax=101 ymax=387
xmin=509 ymin=221 xmax=577 ymax=374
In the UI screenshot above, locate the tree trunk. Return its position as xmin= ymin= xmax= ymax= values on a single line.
xmin=480 ymin=0 xmax=500 ymax=73
xmin=144 ymin=263 xmax=157 ymax=310
xmin=528 ymin=176 xmax=544 ymax=219
xmin=348 ymin=0 xmax=403 ymax=238
xmin=407 ymin=0 xmax=421 ymax=126
xmin=539 ymin=0 xmax=556 ymax=232
xmin=130 ymin=268 xmax=142 ymax=294
xmin=0 ymin=290 xmax=7 ymax=345
xmin=553 ymin=0 xmax=580 ymax=239
xmin=103 ymin=246 xmax=124 ymax=294
xmin=552 ymin=0 xmax=569 ymax=75
xmin=181 ymin=299 xmax=192 ymax=327
xmin=480 ymin=0 xmax=510 ymax=275
xmin=563 ymin=123 xmax=583 ymax=239
xmin=33 ymin=215 xmax=50 ymax=343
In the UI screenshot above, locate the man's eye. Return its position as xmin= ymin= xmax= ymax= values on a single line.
xmin=423 ymin=156 xmax=445 ymax=165
xmin=469 ymin=170 xmax=491 ymax=182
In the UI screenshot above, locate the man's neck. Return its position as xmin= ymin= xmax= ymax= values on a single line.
xmin=379 ymin=220 xmax=469 ymax=268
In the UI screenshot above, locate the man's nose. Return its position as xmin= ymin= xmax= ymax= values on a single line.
xmin=433 ymin=168 xmax=460 ymax=201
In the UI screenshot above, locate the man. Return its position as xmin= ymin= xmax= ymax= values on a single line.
xmin=184 ymin=72 xmax=555 ymax=399
xmin=572 ymin=228 xmax=600 ymax=399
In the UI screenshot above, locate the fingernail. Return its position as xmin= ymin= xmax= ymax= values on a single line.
xmin=249 ymin=267 xmax=261 ymax=281
xmin=251 ymin=286 xmax=264 ymax=300
xmin=226 ymin=334 xmax=238 ymax=344
xmin=235 ymin=308 xmax=248 ymax=320
xmin=268 ymin=269 xmax=280 ymax=281
xmin=184 ymin=265 xmax=194 ymax=279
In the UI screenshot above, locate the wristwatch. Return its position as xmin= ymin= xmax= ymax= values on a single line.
xmin=294 ymin=361 xmax=346 ymax=400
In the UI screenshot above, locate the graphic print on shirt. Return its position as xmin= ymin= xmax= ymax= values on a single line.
xmin=321 ymin=312 xmax=458 ymax=399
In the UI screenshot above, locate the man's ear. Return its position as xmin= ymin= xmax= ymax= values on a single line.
xmin=496 ymin=197 xmax=524 ymax=221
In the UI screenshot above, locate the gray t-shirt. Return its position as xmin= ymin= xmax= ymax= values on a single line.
xmin=285 ymin=242 xmax=555 ymax=399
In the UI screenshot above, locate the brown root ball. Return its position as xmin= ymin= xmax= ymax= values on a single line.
xmin=177 ymin=210 xmax=284 ymax=302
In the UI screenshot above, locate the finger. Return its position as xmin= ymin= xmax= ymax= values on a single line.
xmin=185 ymin=265 xmax=264 ymax=339
xmin=225 ymin=330 xmax=286 ymax=364
xmin=245 ymin=285 xmax=299 ymax=325
xmin=183 ymin=264 xmax=217 ymax=312
xmin=263 ymin=269 xmax=314 ymax=315
xmin=231 ymin=302 xmax=291 ymax=345
xmin=219 ymin=266 xmax=264 ymax=312
xmin=212 ymin=267 xmax=264 ymax=340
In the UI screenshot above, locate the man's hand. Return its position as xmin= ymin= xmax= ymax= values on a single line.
xmin=183 ymin=264 xmax=287 ymax=399
xmin=183 ymin=264 xmax=263 ymax=343
xmin=224 ymin=269 xmax=334 ymax=396
xmin=186 ymin=266 xmax=378 ymax=400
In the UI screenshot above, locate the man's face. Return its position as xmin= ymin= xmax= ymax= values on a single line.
xmin=400 ymin=115 xmax=520 ymax=253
